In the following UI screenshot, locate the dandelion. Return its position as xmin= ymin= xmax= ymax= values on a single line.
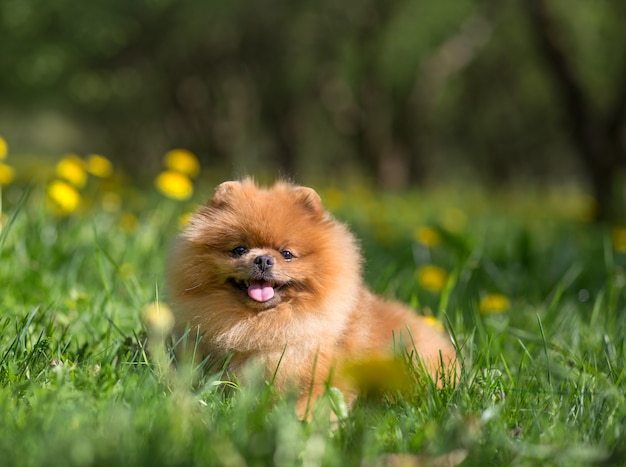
xmin=422 ymin=315 xmax=444 ymax=333
xmin=164 ymin=149 xmax=200 ymax=178
xmin=612 ymin=227 xmax=626 ymax=253
xmin=155 ymin=170 xmax=194 ymax=200
xmin=143 ymin=302 xmax=175 ymax=338
xmin=479 ymin=293 xmax=510 ymax=315
xmin=56 ymin=155 xmax=87 ymax=188
xmin=0 ymin=163 xmax=14 ymax=185
xmin=0 ymin=137 xmax=13 ymax=185
xmin=47 ymin=180 xmax=81 ymax=215
xmin=343 ymin=356 xmax=412 ymax=396
xmin=416 ymin=265 xmax=448 ymax=293
xmin=0 ymin=136 xmax=7 ymax=160
xmin=414 ymin=226 xmax=441 ymax=248
xmin=85 ymin=154 xmax=113 ymax=178
xmin=143 ymin=302 xmax=175 ymax=380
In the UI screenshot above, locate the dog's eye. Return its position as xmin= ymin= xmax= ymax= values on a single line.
xmin=280 ymin=250 xmax=294 ymax=261
xmin=232 ymin=246 xmax=248 ymax=257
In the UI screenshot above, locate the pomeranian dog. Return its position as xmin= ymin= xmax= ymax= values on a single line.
xmin=166 ymin=179 xmax=458 ymax=416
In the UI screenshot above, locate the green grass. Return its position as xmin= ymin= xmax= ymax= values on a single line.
xmin=1 ymin=182 xmax=626 ymax=466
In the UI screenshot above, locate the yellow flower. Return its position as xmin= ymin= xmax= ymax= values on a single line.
xmin=0 ymin=136 xmax=7 ymax=160
xmin=143 ymin=302 xmax=175 ymax=337
xmin=479 ymin=294 xmax=510 ymax=315
xmin=56 ymin=155 xmax=87 ymax=188
xmin=0 ymin=163 xmax=15 ymax=185
xmin=164 ymin=149 xmax=200 ymax=178
xmin=342 ymin=356 xmax=412 ymax=396
xmin=612 ymin=227 xmax=626 ymax=253
xmin=422 ymin=315 xmax=444 ymax=333
xmin=155 ymin=170 xmax=194 ymax=200
xmin=86 ymin=154 xmax=113 ymax=178
xmin=416 ymin=265 xmax=447 ymax=293
xmin=414 ymin=226 xmax=441 ymax=248
xmin=47 ymin=180 xmax=81 ymax=215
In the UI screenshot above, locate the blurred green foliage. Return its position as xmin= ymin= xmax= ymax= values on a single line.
xmin=1 ymin=0 xmax=625 ymax=208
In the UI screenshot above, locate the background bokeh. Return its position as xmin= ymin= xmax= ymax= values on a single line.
xmin=3 ymin=3 xmax=626 ymax=463
xmin=1 ymin=0 xmax=625 ymax=218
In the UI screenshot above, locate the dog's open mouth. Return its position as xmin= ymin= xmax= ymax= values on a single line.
xmin=246 ymin=280 xmax=275 ymax=302
xmin=230 ymin=279 xmax=286 ymax=304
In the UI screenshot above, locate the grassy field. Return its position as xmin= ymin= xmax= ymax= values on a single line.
xmin=1 ymin=173 xmax=626 ymax=466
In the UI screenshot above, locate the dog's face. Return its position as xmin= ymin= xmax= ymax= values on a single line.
xmin=169 ymin=180 xmax=361 ymax=314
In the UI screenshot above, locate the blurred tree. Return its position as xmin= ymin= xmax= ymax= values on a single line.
xmin=526 ymin=0 xmax=626 ymax=221
xmin=1 ymin=0 xmax=624 ymax=213
xmin=431 ymin=1 xmax=571 ymax=187
xmin=324 ymin=0 xmax=479 ymax=189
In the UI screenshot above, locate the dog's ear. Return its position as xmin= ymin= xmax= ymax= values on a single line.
xmin=293 ymin=186 xmax=324 ymax=215
xmin=210 ymin=180 xmax=241 ymax=207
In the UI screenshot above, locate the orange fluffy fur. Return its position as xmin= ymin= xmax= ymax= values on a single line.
xmin=167 ymin=179 xmax=458 ymax=415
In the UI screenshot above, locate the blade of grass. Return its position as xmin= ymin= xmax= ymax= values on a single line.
xmin=536 ymin=314 xmax=552 ymax=386
xmin=0 ymin=185 xmax=31 ymax=251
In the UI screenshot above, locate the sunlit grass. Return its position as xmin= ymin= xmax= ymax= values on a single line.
xmin=1 ymin=149 xmax=626 ymax=465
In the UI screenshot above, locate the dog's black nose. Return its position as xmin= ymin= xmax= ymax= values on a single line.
xmin=254 ymin=255 xmax=274 ymax=271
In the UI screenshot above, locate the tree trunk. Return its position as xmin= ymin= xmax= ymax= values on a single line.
xmin=526 ymin=0 xmax=626 ymax=221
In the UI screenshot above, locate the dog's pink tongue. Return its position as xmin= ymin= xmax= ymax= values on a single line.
xmin=248 ymin=281 xmax=275 ymax=302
